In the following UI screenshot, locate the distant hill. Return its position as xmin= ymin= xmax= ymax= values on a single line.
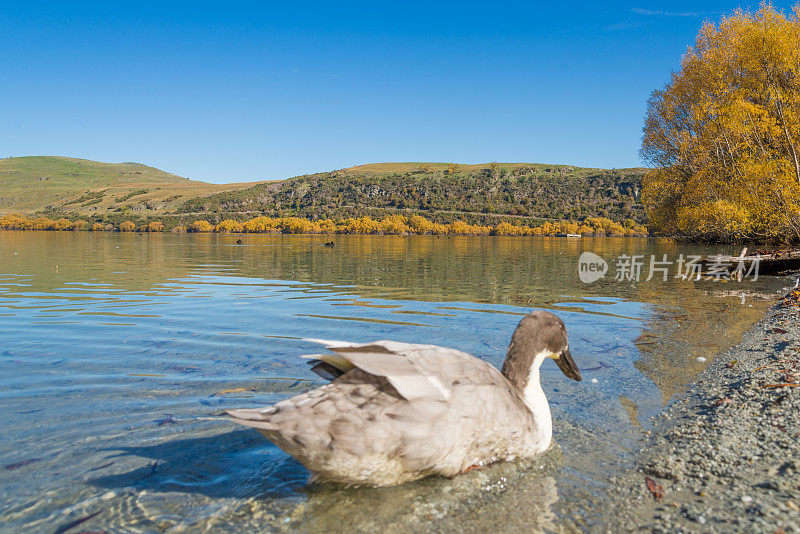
xmin=178 ymin=162 xmax=646 ymax=223
xmin=0 ymin=156 xmax=253 ymax=215
xmin=0 ymin=157 xmax=646 ymax=224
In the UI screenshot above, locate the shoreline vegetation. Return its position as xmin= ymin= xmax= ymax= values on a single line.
xmin=0 ymin=213 xmax=649 ymax=237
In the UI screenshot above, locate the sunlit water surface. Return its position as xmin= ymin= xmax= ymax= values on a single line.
xmin=0 ymin=232 xmax=789 ymax=532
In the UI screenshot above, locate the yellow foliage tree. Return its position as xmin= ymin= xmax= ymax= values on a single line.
xmin=279 ymin=217 xmax=317 ymax=234
xmin=337 ymin=217 xmax=382 ymax=234
xmin=243 ymin=216 xmax=278 ymax=233
xmin=190 ymin=220 xmax=213 ymax=233
xmin=317 ymin=218 xmax=337 ymax=234
xmin=0 ymin=213 xmax=647 ymax=238
xmin=408 ymin=215 xmax=434 ymax=234
xmin=642 ymin=4 xmax=800 ymax=241
xmin=31 ymin=217 xmax=54 ymax=230
xmin=492 ymin=221 xmax=531 ymax=236
xmin=379 ymin=215 xmax=410 ymax=235
xmin=0 ymin=214 xmax=32 ymax=229
xmin=446 ymin=220 xmax=491 ymax=235
xmin=52 ymin=218 xmax=72 ymax=231
xmin=215 ymin=219 xmax=244 ymax=233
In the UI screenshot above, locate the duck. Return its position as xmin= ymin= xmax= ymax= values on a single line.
xmin=226 ymin=310 xmax=581 ymax=487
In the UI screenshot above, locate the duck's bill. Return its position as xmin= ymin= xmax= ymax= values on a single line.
xmin=555 ymin=348 xmax=582 ymax=381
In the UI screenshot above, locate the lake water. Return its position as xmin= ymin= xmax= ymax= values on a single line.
xmin=0 ymin=232 xmax=789 ymax=532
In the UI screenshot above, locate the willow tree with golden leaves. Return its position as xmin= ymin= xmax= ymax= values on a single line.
xmin=641 ymin=4 xmax=800 ymax=241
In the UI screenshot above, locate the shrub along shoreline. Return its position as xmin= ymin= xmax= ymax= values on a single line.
xmin=0 ymin=213 xmax=649 ymax=237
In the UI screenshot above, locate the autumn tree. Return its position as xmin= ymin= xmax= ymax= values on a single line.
xmin=214 ymin=219 xmax=244 ymax=233
xmin=641 ymin=4 xmax=800 ymax=241
xmin=0 ymin=213 xmax=647 ymax=237
xmin=189 ymin=220 xmax=213 ymax=233
xmin=243 ymin=216 xmax=278 ymax=233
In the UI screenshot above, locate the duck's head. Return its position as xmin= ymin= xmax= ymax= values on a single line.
xmin=501 ymin=310 xmax=581 ymax=389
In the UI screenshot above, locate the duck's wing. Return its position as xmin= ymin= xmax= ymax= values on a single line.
xmin=302 ymin=339 xmax=502 ymax=402
xmin=227 ymin=341 xmax=527 ymax=481
xmin=302 ymin=340 xmax=530 ymax=475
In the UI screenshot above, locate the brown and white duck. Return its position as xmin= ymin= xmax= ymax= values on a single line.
xmin=226 ymin=310 xmax=581 ymax=487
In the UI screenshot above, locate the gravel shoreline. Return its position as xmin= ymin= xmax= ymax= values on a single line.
xmin=605 ymin=283 xmax=800 ymax=532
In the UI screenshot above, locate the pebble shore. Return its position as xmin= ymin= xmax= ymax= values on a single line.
xmin=606 ymin=284 xmax=800 ymax=532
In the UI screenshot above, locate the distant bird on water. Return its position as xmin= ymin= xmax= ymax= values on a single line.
xmin=227 ymin=310 xmax=581 ymax=487
xmin=236 ymin=239 xmax=243 ymax=244
xmin=323 ymin=241 xmax=335 ymax=247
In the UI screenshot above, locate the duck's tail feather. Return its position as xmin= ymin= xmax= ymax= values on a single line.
xmin=225 ymin=408 xmax=279 ymax=431
xmin=303 ymin=338 xmax=355 ymax=349
xmin=308 ymin=360 xmax=346 ymax=380
xmin=301 ymin=352 xmax=356 ymax=380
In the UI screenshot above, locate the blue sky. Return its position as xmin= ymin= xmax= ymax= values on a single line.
xmin=1 ymin=1 xmax=792 ymax=183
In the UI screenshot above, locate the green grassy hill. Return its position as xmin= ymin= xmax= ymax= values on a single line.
xmin=178 ymin=162 xmax=646 ymax=223
xmin=0 ymin=156 xmax=253 ymax=215
xmin=0 ymin=157 xmax=647 ymax=224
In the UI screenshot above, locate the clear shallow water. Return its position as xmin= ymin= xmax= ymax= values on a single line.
xmin=0 ymin=232 xmax=789 ymax=532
